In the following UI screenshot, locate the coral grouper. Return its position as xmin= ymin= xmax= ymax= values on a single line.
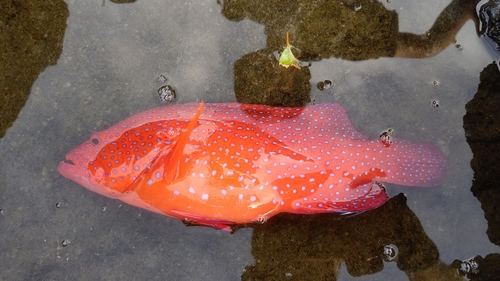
xmin=58 ymin=102 xmax=446 ymax=231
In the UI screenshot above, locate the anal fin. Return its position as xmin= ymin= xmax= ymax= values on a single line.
xmin=291 ymin=182 xmax=389 ymax=214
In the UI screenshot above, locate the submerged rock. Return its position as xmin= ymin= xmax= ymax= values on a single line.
xmin=234 ymin=49 xmax=311 ymax=107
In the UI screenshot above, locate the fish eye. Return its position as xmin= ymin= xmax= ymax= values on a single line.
xmin=91 ymin=138 xmax=99 ymax=145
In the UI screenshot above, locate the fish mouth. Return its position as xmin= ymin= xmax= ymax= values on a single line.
xmin=57 ymin=158 xmax=76 ymax=178
xmin=58 ymin=156 xmax=78 ymax=179
xmin=61 ymin=158 xmax=75 ymax=165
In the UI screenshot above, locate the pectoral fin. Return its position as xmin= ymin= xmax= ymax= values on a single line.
xmin=171 ymin=209 xmax=236 ymax=232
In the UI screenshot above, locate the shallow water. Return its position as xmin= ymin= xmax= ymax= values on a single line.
xmin=0 ymin=0 xmax=498 ymax=280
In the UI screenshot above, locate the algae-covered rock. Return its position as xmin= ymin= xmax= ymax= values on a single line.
xmin=234 ymin=49 xmax=311 ymax=107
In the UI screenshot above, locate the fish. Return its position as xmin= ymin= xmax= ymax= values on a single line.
xmin=58 ymin=102 xmax=446 ymax=231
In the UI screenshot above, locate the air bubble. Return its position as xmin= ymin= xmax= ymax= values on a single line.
xmin=379 ymin=128 xmax=394 ymax=147
xmin=55 ymin=202 xmax=61 ymax=208
xmin=382 ymin=244 xmax=398 ymax=261
xmin=158 ymin=85 xmax=176 ymax=103
xmin=317 ymin=80 xmax=332 ymax=91
xmin=157 ymin=75 xmax=167 ymax=83
xmin=431 ymin=100 xmax=439 ymax=107
xmin=458 ymin=257 xmax=480 ymax=275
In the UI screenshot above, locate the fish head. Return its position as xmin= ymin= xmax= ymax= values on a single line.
xmin=58 ymin=132 xmax=117 ymax=198
xmin=58 ymin=122 xmax=180 ymax=198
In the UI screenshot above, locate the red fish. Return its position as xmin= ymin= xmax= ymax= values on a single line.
xmin=58 ymin=102 xmax=446 ymax=231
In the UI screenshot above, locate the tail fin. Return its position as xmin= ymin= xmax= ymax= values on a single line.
xmin=382 ymin=139 xmax=447 ymax=187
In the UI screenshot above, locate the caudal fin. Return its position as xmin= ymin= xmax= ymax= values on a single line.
xmin=382 ymin=139 xmax=447 ymax=187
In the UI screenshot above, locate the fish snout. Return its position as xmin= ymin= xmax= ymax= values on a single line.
xmin=58 ymin=156 xmax=75 ymax=174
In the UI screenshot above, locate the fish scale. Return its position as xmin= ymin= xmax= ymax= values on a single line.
xmin=59 ymin=102 xmax=447 ymax=231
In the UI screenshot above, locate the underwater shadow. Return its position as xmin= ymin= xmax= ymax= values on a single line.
xmin=0 ymin=0 xmax=68 ymax=138
xmin=219 ymin=0 xmax=483 ymax=106
xmin=239 ymin=194 xmax=466 ymax=280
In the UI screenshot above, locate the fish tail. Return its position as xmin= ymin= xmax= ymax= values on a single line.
xmin=382 ymin=139 xmax=447 ymax=187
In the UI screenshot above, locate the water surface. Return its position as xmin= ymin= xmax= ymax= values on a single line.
xmin=0 ymin=0 xmax=497 ymax=280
